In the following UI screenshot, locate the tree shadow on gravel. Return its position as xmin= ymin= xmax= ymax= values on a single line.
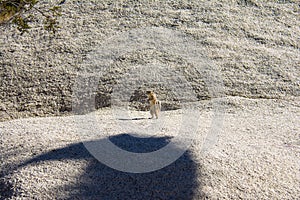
xmin=0 ymin=175 xmax=14 ymax=200
xmin=17 ymin=134 xmax=202 ymax=199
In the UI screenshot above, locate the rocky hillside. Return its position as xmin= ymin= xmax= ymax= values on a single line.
xmin=0 ymin=0 xmax=299 ymax=121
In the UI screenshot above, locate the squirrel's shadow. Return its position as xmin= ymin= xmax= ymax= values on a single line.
xmin=117 ymin=117 xmax=148 ymax=121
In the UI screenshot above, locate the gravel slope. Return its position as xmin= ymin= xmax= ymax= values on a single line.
xmin=0 ymin=0 xmax=299 ymax=121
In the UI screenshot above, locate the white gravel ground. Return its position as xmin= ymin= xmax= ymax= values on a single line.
xmin=0 ymin=1 xmax=299 ymax=199
xmin=1 ymin=97 xmax=299 ymax=199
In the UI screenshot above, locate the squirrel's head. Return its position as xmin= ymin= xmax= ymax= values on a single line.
xmin=146 ymin=90 xmax=153 ymax=95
